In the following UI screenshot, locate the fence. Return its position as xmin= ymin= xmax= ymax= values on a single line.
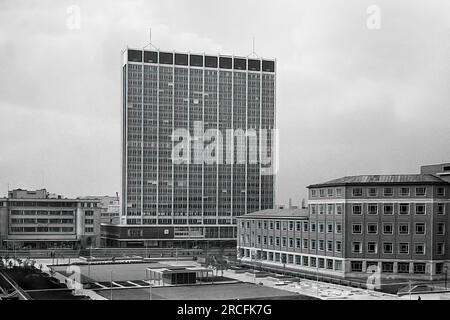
xmin=0 ymin=247 xmax=236 ymax=260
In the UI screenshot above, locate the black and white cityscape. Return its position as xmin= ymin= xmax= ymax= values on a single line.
xmin=1 ymin=0 xmax=450 ymax=304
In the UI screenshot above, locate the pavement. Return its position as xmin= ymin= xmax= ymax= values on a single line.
xmin=220 ymin=269 xmax=400 ymax=300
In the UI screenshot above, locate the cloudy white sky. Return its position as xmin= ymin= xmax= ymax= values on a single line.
xmin=0 ymin=0 xmax=449 ymax=205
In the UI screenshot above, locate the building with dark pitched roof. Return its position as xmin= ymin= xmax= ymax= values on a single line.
xmin=237 ymin=165 xmax=450 ymax=281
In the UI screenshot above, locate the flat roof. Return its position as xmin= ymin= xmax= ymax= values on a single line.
xmin=237 ymin=208 xmax=309 ymax=220
xmin=95 ymin=282 xmax=315 ymax=300
xmin=124 ymin=48 xmax=276 ymax=72
xmin=0 ymin=198 xmax=100 ymax=202
xmin=146 ymin=267 xmax=212 ymax=275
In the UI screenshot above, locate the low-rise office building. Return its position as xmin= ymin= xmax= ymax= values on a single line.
xmin=82 ymin=195 xmax=120 ymax=225
xmin=238 ymin=170 xmax=450 ymax=280
xmin=0 ymin=189 xmax=102 ymax=249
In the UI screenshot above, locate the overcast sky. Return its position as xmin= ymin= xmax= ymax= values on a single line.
xmin=1 ymin=0 xmax=449 ymax=205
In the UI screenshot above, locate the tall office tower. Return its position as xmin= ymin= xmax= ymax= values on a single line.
xmin=104 ymin=48 xmax=276 ymax=248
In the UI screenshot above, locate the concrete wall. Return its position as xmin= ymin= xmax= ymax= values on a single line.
xmin=0 ymin=205 xmax=8 ymax=248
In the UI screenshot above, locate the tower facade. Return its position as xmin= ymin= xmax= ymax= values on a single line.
xmin=115 ymin=48 xmax=276 ymax=247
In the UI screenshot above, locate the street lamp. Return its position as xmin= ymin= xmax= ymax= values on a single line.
xmin=444 ymin=265 xmax=448 ymax=290
xmin=110 ymin=270 xmax=113 ymax=301
xmin=145 ymin=269 xmax=153 ymax=300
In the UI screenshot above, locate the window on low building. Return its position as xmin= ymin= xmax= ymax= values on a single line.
xmin=413 ymin=263 xmax=426 ymax=274
xmin=399 ymin=223 xmax=410 ymax=235
xmin=437 ymin=203 xmax=445 ymax=215
xmin=288 ymin=254 xmax=294 ymax=264
xmin=399 ymin=203 xmax=410 ymax=215
xmin=303 ymin=239 xmax=308 ymax=249
xmin=437 ymin=223 xmax=445 ymax=235
xmin=326 ymin=259 xmax=333 ymax=270
xmin=327 ymin=223 xmax=333 ymax=233
xmin=352 ymin=188 xmax=363 ymax=197
xmin=437 ymin=243 xmax=445 ymax=255
xmin=352 ymin=204 xmax=362 ymax=215
xmin=327 ymin=188 xmax=333 ymax=197
xmin=415 ymin=223 xmax=426 ymax=235
xmin=367 ymin=223 xmax=378 ymax=234
xmin=399 ymin=243 xmax=409 ymax=254
xmin=352 ymin=242 xmax=362 ymax=253
xmin=398 ymin=262 xmax=410 ymax=274
xmin=351 ymin=261 xmax=363 ymax=272
xmin=382 ymin=262 xmax=394 ymax=273
xmin=368 ymin=187 xmax=378 ymax=197
xmin=415 ymin=204 xmax=426 ymax=215
xmin=352 ymin=223 xmax=362 ymax=234
xmin=383 ymin=242 xmax=393 ymax=254
xmin=327 ymin=241 xmax=333 ymax=252
xmin=415 ymin=187 xmax=426 ymax=196
xmin=275 ymin=253 xmax=281 ymax=262
xmin=318 ymin=258 xmax=325 ymax=268
xmin=319 ymin=223 xmax=324 ymax=233
xmin=383 ymin=187 xmax=393 ymax=196
xmin=319 ymin=204 xmax=325 ymax=215
xmin=383 ymin=223 xmax=393 ymax=235
xmin=383 ymin=204 xmax=394 ymax=215
xmin=327 ymin=204 xmax=334 ymax=214
xmin=319 ymin=240 xmax=324 ymax=251
xmin=415 ymin=243 xmax=425 ymax=255
xmin=368 ymin=204 xmax=378 ymax=215
xmin=289 ymin=221 xmax=294 ymax=231
xmin=400 ymin=187 xmax=410 ymax=197
xmin=367 ymin=242 xmax=377 ymax=254
xmin=303 ymin=256 xmax=309 ymax=266
xmin=303 ymin=222 xmax=309 ymax=232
